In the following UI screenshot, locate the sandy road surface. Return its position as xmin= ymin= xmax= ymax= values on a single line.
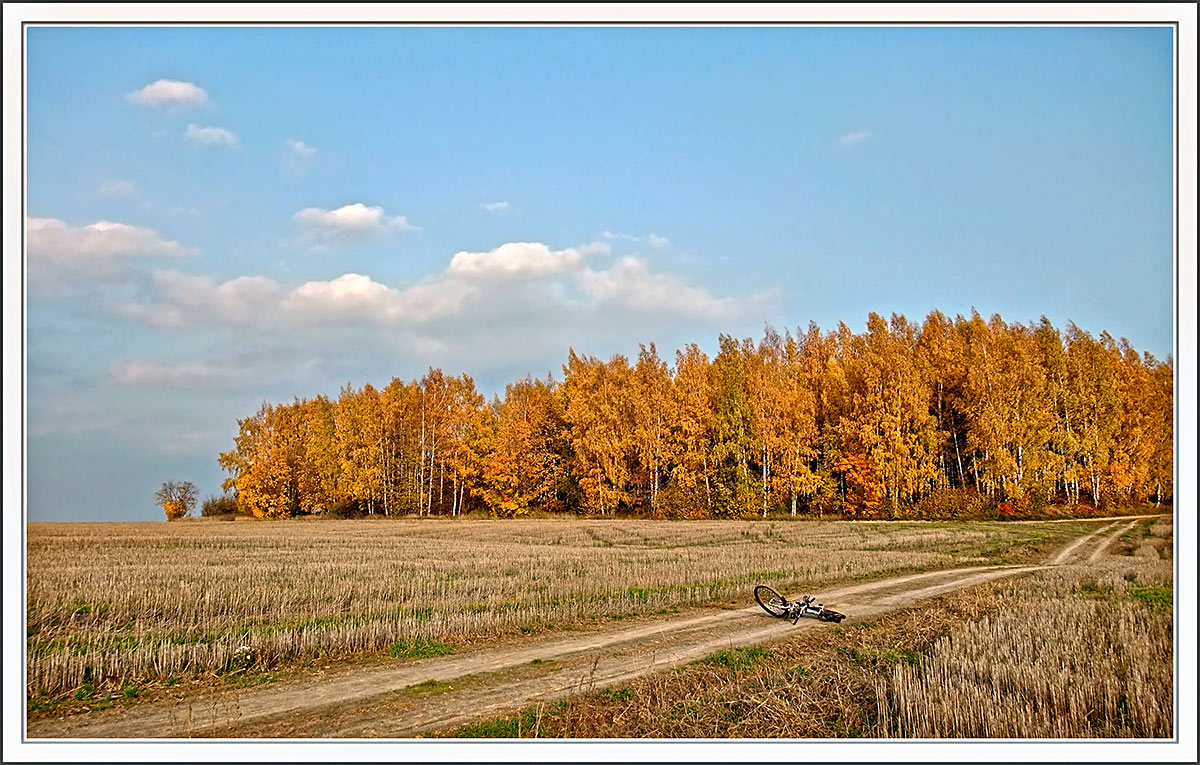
xmin=28 ymin=516 xmax=1160 ymax=739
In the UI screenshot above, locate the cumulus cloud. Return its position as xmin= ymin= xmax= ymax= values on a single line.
xmin=647 ymin=233 xmax=670 ymax=249
xmin=115 ymin=239 xmax=769 ymax=335
xmin=283 ymin=273 xmax=473 ymax=323
xmin=840 ymin=129 xmax=871 ymax=147
xmin=185 ymin=124 xmax=237 ymax=147
xmin=294 ymin=203 xmax=415 ymax=245
xmin=481 ymin=201 xmax=511 ymax=213
xmin=27 ymin=217 xmax=195 ymax=265
xmin=127 ymin=79 xmax=208 ymax=108
xmin=447 ymin=242 xmax=594 ymax=280
xmin=288 ymin=139 xmax=316 ymax=160
xmin=98 ymin=180 xmax=136 ymax=196
xmin=576 ymin=256 xmax=747 ymax=320
xmin=112 ymin=269 xmax=472 ymax=329
xmin=27 ymin=216 xmax=197 ymax=295
xmin=284 ymin=139 xmax=316 ymax=174
xmin=109 ymin=271 xmax=282 ymax=328
xmin=101 ymin=239 xmax=781 ymax=400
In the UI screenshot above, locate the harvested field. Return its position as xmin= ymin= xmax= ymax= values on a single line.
xmin=876 ymin=527 xmax=1174 ymax=737
xmin=438 ymin=518 xmax=1174 ymax=739
xmin=26 ymin=518 xmax=1069 ymax=700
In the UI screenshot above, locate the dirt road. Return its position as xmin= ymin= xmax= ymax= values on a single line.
xmin=27 ymin=517 xmax=1157 ymax=739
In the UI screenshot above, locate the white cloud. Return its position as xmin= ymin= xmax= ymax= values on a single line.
xmin=577 ymin=241 xmax=611 ymax=257
xmin=98 ymin=180 xmax=136 ymax=196
xmin=481 ymin=201 xmax=511 ymax=213
xmin=115 ymin=239 xmax=771 ymax=336
xmin=127 ymin=79 xmax=208 ymax=108
xmin=99 ymin=238 xmax=782 ymax=410
xmin=447 ymin=242 xmax=594 ymax=280
xmin=288 ymin=139 xmax=316 ymax=160
xmin=603 ymin=230 xmax=670 ymax=249
xmin=577 ymin=256 xmax=745 ymax=320
xmin=285 ymin=273 xmax=395 ymax=315
xmin=294 ymin=203 xmax=415 ymax=245
xmin=26 ymin=216 xmax=195 ymax=296
xmin=110 ymin=271 xmax=282 ymax=328
xmin=840 ymin=129 xmax=871 ymax=147
xmin=111 ymin=359 xmax=232 ymax=389
xmin=602 ymin=230 xmax=636 ymax=242
xmin=27 ymin=217 xmax=195 ymax=265
xmin=284 ymin=139 xmax=316 ymax=174
xmin=283 ymin=273 xmax=473 ymax=323
xmin=185 ymin=124 xmax=237 ymax=148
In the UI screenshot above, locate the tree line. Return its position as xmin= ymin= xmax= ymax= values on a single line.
xmin=217 ymin=311 xmax=1174 ymax=520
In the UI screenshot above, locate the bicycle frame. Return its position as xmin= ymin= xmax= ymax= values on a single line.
xmin=786 ymin=598 xmax=826 ymax=623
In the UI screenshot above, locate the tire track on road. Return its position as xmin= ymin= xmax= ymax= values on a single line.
xmin=1088 ymin=519 xmax=1140 ymax=563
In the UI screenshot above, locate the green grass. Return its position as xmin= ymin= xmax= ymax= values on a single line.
xmin=842 ymin=644 xmax=922 ymax=668
xmin=1079 ymin=579 xmax=1114 ymax=598
xmin=699 ymin=644 xmax=770 ymax=670
xmin=402 ymin=674 xmax=477 ymax=697
xmin=601 ymin=686 xmax=633 ymax=702
xmin=27 ymin=694 xmax=59 ymax=713
xmin=456 ymin=707 xmax=540 ymax=738
xmin=389 ymin=638 xmax=455 ymax=659
xmin=1128 ymin=583 xmax=1172 ymax=610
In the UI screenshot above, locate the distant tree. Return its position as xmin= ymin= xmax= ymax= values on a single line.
xmin=200 ymin=493 xmax=238 ymax=517
xmin=156 ymin=481 xmax=198 ymax=520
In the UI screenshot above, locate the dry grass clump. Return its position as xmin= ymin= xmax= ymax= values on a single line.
xmin=876 ymin=557 xmax=1173 ymax=738
xmin=1148 ymin=521 xmax=1172 ymax=539
xmin=27 ymin=518 xmax=1061 ymax=700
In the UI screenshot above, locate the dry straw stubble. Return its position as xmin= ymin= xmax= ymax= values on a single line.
xmin=27 ymin=517 xmax=1060 ymax=699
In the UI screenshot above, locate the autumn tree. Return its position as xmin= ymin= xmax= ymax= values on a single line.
xmin=707 ymin=335 xmax=758 ymax=516
xmin=476 ymin=376 xmax=568 ymax=516
xmin=661 ymin=343 xmax=716 ymax=517
xmin=1144 ymin=355 xmax=1174 ymax=506
xmin=777 ymin=330 xmax=821 ymax=515
xmin=960 ymin=314 xmax=1057 ymax=503
xmin=630 ymin=344 xmax=673 ymax=512
xmin=219 ymin=401 xmax=306 ymax=519
xmin=1064 ymin=325 xmax=1123 ymax=507
xmin=746 ymin=327 xmax=818 ymax=517
xmin=917 ymin=310 xmax=970 ymax=490
xmin=156 ymin=480 xmax=197 ymax=520
xmin=837 ymin=314 xmax=940 ymax=515
xmin=795 ymin=322 xmax=847 ymax=515
xmin=1033 ymin=317 xmax=1077 ymax=504
xmin=562 ymin=351 xmax=637 ymax=514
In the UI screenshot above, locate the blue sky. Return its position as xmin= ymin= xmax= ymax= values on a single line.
xmin=24 ymin=25 xmax=1175 ymax=521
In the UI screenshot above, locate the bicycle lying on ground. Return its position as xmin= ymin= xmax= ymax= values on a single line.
xmin=754 ymin=585 xmax=847 ymax=624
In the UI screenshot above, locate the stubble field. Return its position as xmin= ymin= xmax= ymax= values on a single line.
xmin=443 ymin=519 xmax=1174 ymax=739
xmin=27 ymin=517 xmax=1074 ymax=702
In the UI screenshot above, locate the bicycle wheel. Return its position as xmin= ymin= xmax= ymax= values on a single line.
xmin=754 ymin=585 xmax=790 ymax=618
